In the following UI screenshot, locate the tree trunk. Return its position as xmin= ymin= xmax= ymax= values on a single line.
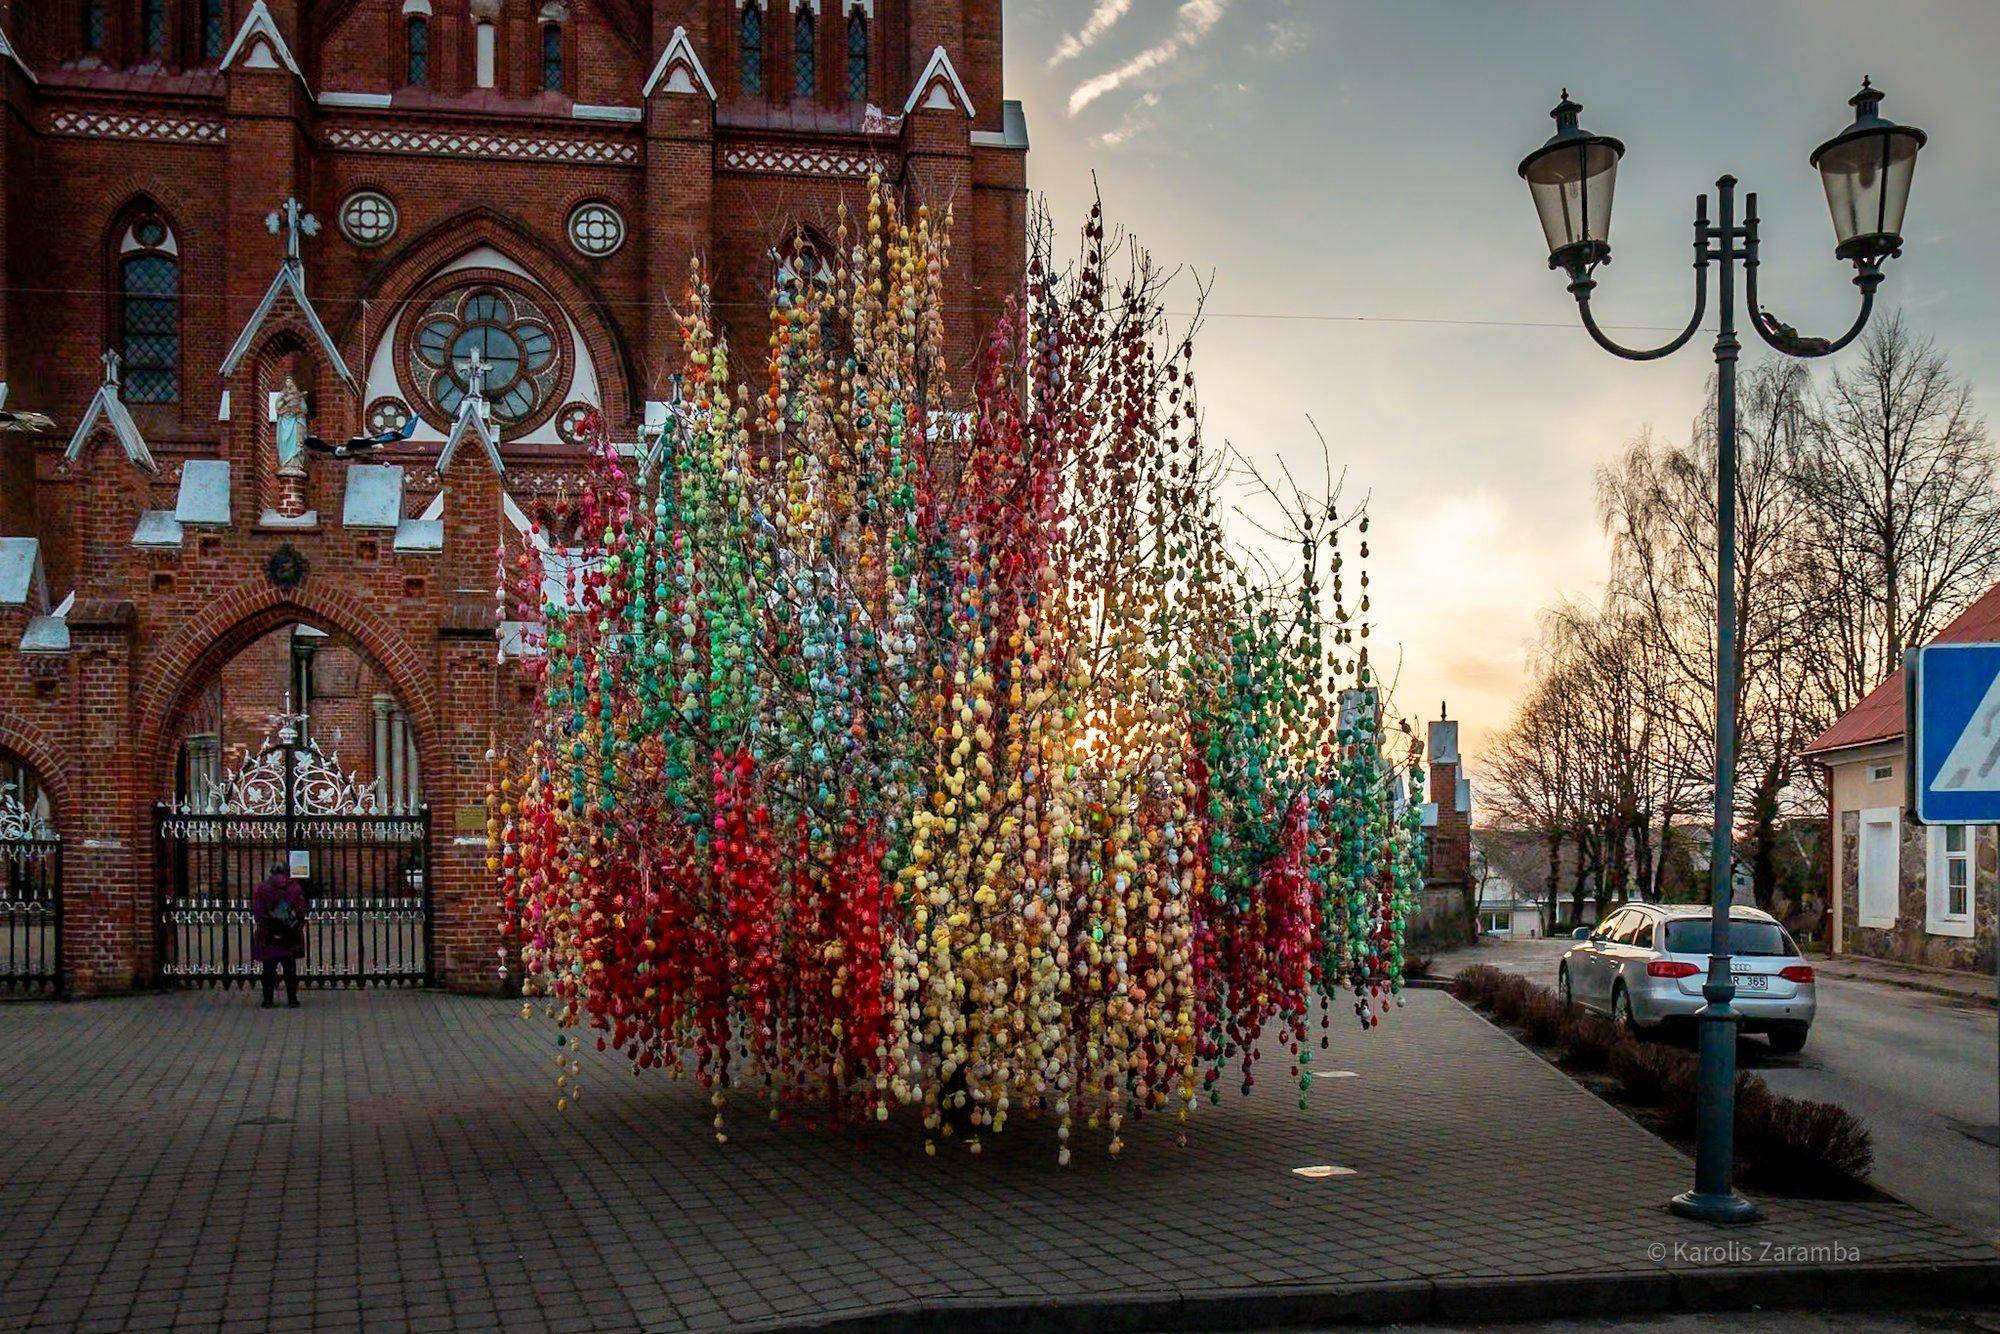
xmin=1544 ymin=830 xmax=1562 ymax=936
xmin=1747 ymin=766 xmax=1782 ymax=912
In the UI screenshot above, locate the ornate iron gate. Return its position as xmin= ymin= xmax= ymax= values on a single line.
xmin=155 ymin=709 xmax=430 ymax=987
xmin=0 ymin=788 xmax=60 ymax=996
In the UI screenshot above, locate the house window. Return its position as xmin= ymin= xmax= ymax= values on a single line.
xmin=120 ymin=227 xmax=180 ymax=404
xmin=140 ymin=0 xmax=166 ymax=55
xmin=474 ymin=20 xmax=496 ymax=88
xmin=1857 ymin=808 xmax=1900 ymax=930
xmin=83 ymin=0 xmax=107 ymax=52
xmin=1868 ymin=762 xmax=1894 ymax=782
xmin=540 ymin=24 xmax=563 ymax=91
xmin=406 ymin=17 xmax=429 ymax=85
xmin=1926 ymin=823 xmax=1975 ymax=938
xmin=792 ymin=7 xmax=814 ymax=98
xmin=739 ymin=4 xmax=762 ymax=95
xmin=200 ymin=0 xmax=225 ymax=59
xmin=846 ymin=11 xmax=867 ymax=102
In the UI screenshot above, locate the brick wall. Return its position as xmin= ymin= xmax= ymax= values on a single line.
xmin=0 ymin=0 xmax=1023 ymax=996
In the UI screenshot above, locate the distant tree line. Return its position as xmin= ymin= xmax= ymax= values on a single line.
xmin=1490 ymin=315 xmax=1999 ymax=928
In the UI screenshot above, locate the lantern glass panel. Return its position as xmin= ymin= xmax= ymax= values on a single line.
xmin=1817 ymin=129 xmax=1920 ymax=251
xmin=1525 ymin=140 xmax=1619 ymax=259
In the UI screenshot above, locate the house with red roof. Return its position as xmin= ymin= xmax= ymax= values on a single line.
xmin=1804 ymin=585 xmax=2000 ymax=972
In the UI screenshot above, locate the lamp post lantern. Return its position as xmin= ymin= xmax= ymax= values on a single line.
xmin=1519 ymin=81 xmax=1925 ymax=1225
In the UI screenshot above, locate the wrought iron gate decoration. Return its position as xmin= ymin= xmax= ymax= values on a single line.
xmin=156 ymin=707 xmax=430 ymax=987
xmin=0 ymin=785 xmax=60 ymax=996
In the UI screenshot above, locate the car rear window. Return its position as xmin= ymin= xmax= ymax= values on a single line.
xmin=1662 ymin=919 xmax=1794 ymax=957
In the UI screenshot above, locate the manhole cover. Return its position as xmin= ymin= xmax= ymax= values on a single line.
xmin=238 ymin=1115 xmax=295 ymax=1127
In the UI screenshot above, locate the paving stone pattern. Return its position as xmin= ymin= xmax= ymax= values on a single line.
xmin=0 ymin=989 xmax=1988 ymax=1331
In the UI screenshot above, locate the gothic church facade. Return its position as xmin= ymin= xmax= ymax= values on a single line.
xmin=0 ymin=0 xmax=1026 ymax=994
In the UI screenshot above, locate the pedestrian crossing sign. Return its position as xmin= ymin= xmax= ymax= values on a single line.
xmin=1907 ymin=642 xmax=2000 ymax=824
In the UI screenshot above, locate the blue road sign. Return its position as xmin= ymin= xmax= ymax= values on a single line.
xmin=1908 ymin=642 xmax=2000 ymax=824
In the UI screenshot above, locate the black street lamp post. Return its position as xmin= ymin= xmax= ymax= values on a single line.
xmin=1519 ymin=81 xmax=1926 ymax=1225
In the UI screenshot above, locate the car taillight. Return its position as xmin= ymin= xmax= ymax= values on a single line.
xmin=1647 ymin=961 xmax=1701 ymax=978
xmin=1780 ymin=965 xmax=1815 ymax=984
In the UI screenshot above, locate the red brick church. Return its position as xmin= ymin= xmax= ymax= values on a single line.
xmin=0 ymin=0 xmax=1026 ymax=995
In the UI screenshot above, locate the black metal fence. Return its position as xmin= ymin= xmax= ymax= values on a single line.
xmin=0 ymin=838 xmax=61 ymax=996
xmin=155 ymin=807 xmax=430 ymax=987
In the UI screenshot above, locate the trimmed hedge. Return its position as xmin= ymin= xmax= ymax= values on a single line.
xmin=1453 ymin=965 xmax=1874 ymax=1197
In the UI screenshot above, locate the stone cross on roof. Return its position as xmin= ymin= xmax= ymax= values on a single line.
xmin=100 ymin=348 xmax=121 ymax=387
xmin=265 ymin=196 xmax=320 ymax=266
xmin=456 ymin=346 xmax=491 ymax=400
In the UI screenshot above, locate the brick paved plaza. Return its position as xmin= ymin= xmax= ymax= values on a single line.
xmin=0 ymin=988 xmax=1992 ymax=1332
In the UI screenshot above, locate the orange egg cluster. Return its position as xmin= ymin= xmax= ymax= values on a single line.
xmin=492 ymin=185 xmax=1427 ymax=1160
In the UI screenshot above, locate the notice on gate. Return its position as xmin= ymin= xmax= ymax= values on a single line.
xmin=288 ymin=849 xmax=311 ymax=880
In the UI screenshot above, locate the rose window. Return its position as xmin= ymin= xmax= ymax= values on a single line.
xmin=365 ymin=397 xmax=411 ymax=436
xmin=405 ymin=285 xmax=564 ymax=429
xmin=339 ymin=191 xmax=398 ymax=247
xmin=567 ymin=202 xmax=625 ymax=257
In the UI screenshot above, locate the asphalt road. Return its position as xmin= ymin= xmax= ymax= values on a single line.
xmin=1431 ymin=936 xmax=2000 ymax=1246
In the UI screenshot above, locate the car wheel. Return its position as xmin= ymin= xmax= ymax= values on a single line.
xmin=1559 ymin=966 xmax=1574 ymax=1009
xmin=1612 ymin=983 xmax=1646 ymax=1037
xmin=1766 ymin=1023 xmax=1808 ymax=1055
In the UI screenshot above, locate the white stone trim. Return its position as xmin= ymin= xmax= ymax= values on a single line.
xmin=0 ymin=22 xmax=38 ymax=85
xmin=439 ymin=395 xmax=504 ymax=475
xmin=220 ymin=261 xmax=355 ymax=386
xmin=48 ymin=109 xmax=225 ymax=143
xmin=572 ymin=103 xmax=642 ymax=123
xmin=0 ymin=537 xmax=47 ymax=610
xmin=322 ymin=123 xmax=638 ymax=164
xmin=220 ymin=0 xmax=312 ymax=97
xmin=721 ymin=143 xmax=875 ymax=178
xmin=790 ymin=0 xmax=820 ymax=12
xmin=321 ymin=91 xmax=394 ymax=109
xmin=65 ymin=362 xmax=158 ymax=475
xmin=641 ymin=25 xmax=717 ymax=101
xmin=401 ymin=0 xmax=433 ymax=12
xmin=842 ymin=0 xmax=873 ymax=15
xmin=903 ymin=45 xmax=972 ymax=117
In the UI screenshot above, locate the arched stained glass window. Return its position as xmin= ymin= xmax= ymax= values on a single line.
xmin=740 ymin=4 xmax=762 ymax=95
xmin=140 ymin=0 xmax=166 ymax=56
xmin=846 ymin=12 xmax=867 ymax=103
xmin=83 ymin=0 xmax=106 ymax=53
xmin=200 ymin=0 xmax=226 ymax=60
xmin=792 ymin=8 xmax=814 ymax=99
xmin=541 ymin=24 xmax=563 ymax=91
xmin=406 ymin=17 xmax=429 ymax=86
xmin=121 ymin=226 xmax=180 ymax=404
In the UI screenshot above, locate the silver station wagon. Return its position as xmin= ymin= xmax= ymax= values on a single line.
xmin=1558 ymin=903 xmax=1817 ymax=1053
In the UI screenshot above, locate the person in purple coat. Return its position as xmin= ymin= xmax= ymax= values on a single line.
xmin=251 ymin=862 xmax=307 ymax=1008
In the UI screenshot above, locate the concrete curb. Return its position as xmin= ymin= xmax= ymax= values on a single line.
xmin=1815 ymin=962 xmax=1996 ymax=1008
xmin=740 ymin=1259 xmax=2000 ymax=1332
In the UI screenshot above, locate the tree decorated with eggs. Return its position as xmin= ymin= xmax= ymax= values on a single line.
xmin=493 ymin=183 xmax=1427 ymax=1161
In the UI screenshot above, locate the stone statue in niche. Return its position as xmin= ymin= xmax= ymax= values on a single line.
xmin=274 ymin=375 xmax=309 ymax=479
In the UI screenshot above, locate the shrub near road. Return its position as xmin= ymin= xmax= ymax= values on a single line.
xmin=1452 ymin=965 xmax=1874 ymax=1197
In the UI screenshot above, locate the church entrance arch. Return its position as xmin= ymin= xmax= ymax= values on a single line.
xmin=0 ymin=750 xmax=61 ymax=996
xmin=150 ymin=617 xmax=433 ymax=988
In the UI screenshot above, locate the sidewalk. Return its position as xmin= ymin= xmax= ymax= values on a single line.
xmin=1810 ymin=951 xmax=1997 ymax=1006
xmin=1 ymin=987 xmax=1993 ymax=1331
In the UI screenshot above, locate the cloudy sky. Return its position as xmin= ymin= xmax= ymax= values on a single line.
xmin=1001 ymin=0 xmax=2000 ymax=765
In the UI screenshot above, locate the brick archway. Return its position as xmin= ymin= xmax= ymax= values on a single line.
xmin=134 ymin=577 xmax=442 ymax=808
xmin=0 ymin=714 xmax=69 ymax=826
